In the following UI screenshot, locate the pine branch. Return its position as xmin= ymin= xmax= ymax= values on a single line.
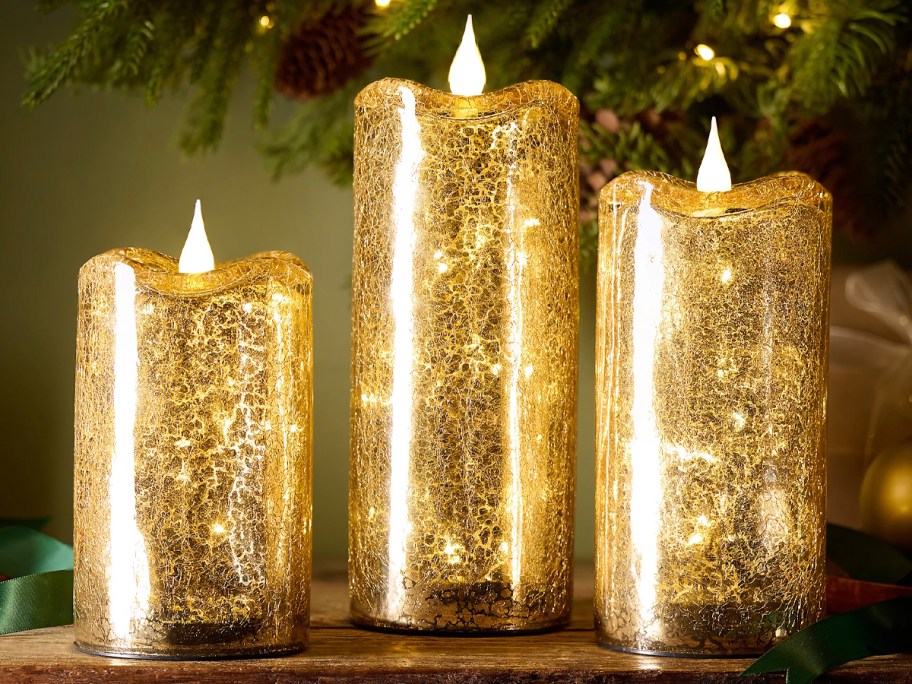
xmin=144 ymin=4 xmax=199 ymax=107
xmin=866 ymin=60 xmax=912 ymax=211
xmin=251 ymin=0 xmax=301 ymax=129
xmin=369 ymin=0 xmax=439 ymax=41
xmin=261 ymin=84 xmax=358 ymax=183
xmin=110 ymin=19 xmax=155 ymax=85
xmin=579 ymin=218 xmax=598 ymax=273
xmin=703 ymin=0 xmax=724 ymax=22
xmin=180 ymin=0 xmax=257 ymax=154
xmin=581 ymin=119 xmax=677 ymax=176
xmin=23 ymin=0 xmax=130 ymax=108
xmin=525 ymin=0 xmax=573 ymax=49
xmin=789 ymin=0 xmax=903 ymax=114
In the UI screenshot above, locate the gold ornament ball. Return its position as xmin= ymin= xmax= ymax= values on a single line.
xmin=860 ymin=442 xmax=912 ymax=553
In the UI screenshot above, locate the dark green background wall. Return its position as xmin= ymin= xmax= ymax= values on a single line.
xmin=0 ymin=2 xmax=597 ymax=560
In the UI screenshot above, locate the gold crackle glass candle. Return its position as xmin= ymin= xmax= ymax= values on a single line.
xmin=74 ymin=203 xmax=312 ymax=659
xmin=349 ymin=17 xmax=579 ymax=633
xmin=595 ymin=121 xmax=831 ymax=656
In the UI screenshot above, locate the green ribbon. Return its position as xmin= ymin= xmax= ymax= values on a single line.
xmin=741 ymin=525 xmax=912 ymax=682
xmin=0 ymin=526 xmax=74 ymax=634
xmin=741 ymin=598 xmax=912 ymax=684
xmin=826 ymin=523 xmax=912 ymax=585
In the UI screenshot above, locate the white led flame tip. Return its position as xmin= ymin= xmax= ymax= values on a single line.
xmin=696 ymin=117 xmax=732 ymax=193
xmin=448 ymin=15 xmax=486 ymax=96
xmin=179 ymin=199 xmax=215 ymax=274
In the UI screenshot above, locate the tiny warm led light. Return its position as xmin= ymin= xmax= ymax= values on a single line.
xmin=773 ymin=12 xmax=792 ymax=28
xmin=448 ymin=15 xmax=486 ymax=96
xmin=696 ymin=117 xmax=732 ymax=192
xmin=720 ymin=267 xmax=733 ymax=283
xmin=178 ymin=200 xmax=215 ymax=274
xmin=686 ymin=532 xmax=704 ymax=546
xmin=375 ymin=0 xmax=391 ymax=7
xmin=258 ymin=15 xmax=274 ymax=29
xmin=212 ymin=523 xmax=227 ymax=535
xmin=443 ymin=541 xmax=463 ymax=564
xmin=694 ymin=43 xmax=715 ymax=61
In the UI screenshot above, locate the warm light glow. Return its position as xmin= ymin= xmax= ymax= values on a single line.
xmin=108 ymin=263 xmax=151 ymax=639
xmin=629 ymin=184 xmax=664 ymax=634
xmin=448 ymin=15 xmax=486 ymax=96
xmin=773 ymin=12 xmax=792 ymax=28
xmin=258 ymin=15 xmax=274 ymax=29
xmin=696 ymin=117 xmax=732 ymax=192
xmin=386 ymin=86 xmax=424 ymax=613
xmin=375 ymin=0 xmax=391 ymax=6
xmin=179 ymin=200 xmax=215 ymax=274
xmin=694 ymin=43 xmax=715 ymax=60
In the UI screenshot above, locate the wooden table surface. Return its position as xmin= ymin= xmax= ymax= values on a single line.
xmin=2 ymin=564 xmax=911 ymax=683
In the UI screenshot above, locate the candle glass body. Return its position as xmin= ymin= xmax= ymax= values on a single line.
xmin=595 ymin=172 xmax=831 ymax=655
xmin=74 ymin=249 xmax=312 ymax=659
xmin=350 ymin=79 xmax=579 ymax=633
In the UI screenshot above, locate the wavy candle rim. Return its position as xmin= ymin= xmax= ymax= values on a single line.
xmin=600 ymin=170 xmax=832 ymax=218
xmin=80 ymin=248 xmax=312 ymax=295
xmin=355 ymin=78 xmax=578 ymax=120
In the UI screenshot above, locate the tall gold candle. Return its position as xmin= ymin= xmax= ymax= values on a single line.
xmin=349 ymin=18 xmax=579 ymax=633
xmin=74 ymin=204 xmax=312 ymax=659
xmin=595 ymin=123 xmax=831 ymax=655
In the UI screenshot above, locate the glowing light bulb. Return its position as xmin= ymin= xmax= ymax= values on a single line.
xmin=258 ymin=15 xmax=274 ymax=29
xmin=178 ymin=200 xmax=215 ymax=274
xmin=448 ymin=15 xmax=486 ymax=96
xmin=375 ymin=0 xmax=391 ymax=7
xmin=696 ymin=117 xmax=732 ymax=192
xmin=694 ymin=43 xmax=715 ymax=61
xmin=773 ymin=12 xmax=792 ymax=28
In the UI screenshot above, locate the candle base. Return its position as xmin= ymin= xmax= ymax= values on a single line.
xmin=595 ymin=600 xmax=796 ymax=657
xmin=73 ymin=640 xmax=305 ymax=661
xmin=350 ymin=580 xmax=570 ymax=634
xmin=596 ymin=641 xmax=760 ymax=659
xmin=161 ymin=617 xmax=259 ymax=647
xmin=74 ymin=616 xmax=308 ymax=660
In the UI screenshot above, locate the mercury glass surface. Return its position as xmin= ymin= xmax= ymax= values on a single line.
xmin=595 ymin=172 xmax=831 ymax=656
xmin=350 ymin=79 xmax=579 ymax=633
xmin=74 ymin=249 xmax=312 ymax=659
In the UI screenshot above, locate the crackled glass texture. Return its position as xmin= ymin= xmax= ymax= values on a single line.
xmin=595 ymin=172 xmax=832 ymax=656
xmin=74 ymin=249 xmax=312 ymax=659
xmin=350 ymin=79 xmax=579 ymax=632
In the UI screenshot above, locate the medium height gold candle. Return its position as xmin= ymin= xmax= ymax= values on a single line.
xmin=74 ymin=204 xmax=312 ymax=659
xmin=349 ymin=18 xmax=579 ymax=633
xmin=595 ymin=122 xmax=831 ymax=656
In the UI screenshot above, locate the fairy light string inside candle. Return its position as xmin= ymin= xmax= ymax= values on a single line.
xmin=178 ymin=200 xmax=215 ymax=274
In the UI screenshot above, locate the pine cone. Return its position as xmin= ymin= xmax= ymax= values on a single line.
xmin=786 ymin=119 xmax=864 ymax=237
xmin=275 ymin=6 xmax=371 ymax=101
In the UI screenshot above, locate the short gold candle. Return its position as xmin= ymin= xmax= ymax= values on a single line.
xmin=74 ymin=248 xmax=312 ymax=659
xmin=595 ymin=171 xmax=831 ymax=655
xmin=349 ymin=78 xmax=579 ymax=632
